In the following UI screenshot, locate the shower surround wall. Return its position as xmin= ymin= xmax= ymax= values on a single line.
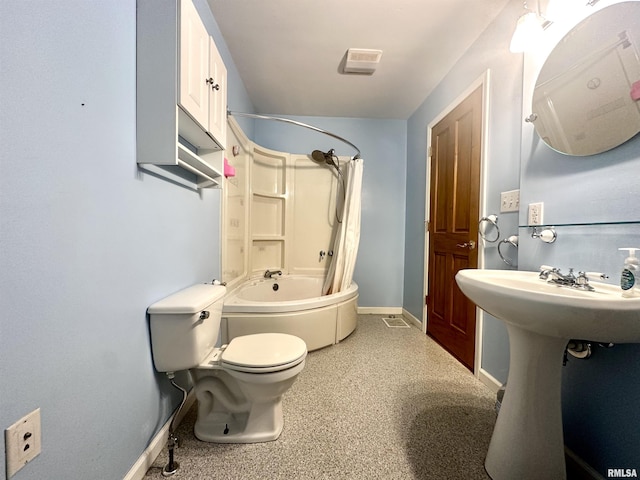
xmin=222 ymin=119 xmax=344 ymax=285
xmin=222 ymin=121 xmax=251 ymax=285
xmin=254 ymin=116 xmax=407 ymax=309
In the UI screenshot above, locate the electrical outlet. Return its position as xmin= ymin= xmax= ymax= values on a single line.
xmin=5 ymin=408 xmax=41 ymax=478
xmin=528 ymin=202 xmax=544 ymax=225
xmin=500 ymin=189 xmax=520 ymax=212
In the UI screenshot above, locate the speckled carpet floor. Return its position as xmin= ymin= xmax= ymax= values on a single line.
xmin=144 ymin=315 xmax=495 ymax=479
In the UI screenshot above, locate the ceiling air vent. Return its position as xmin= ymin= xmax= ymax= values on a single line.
xmin=343 ymin=48 xmax=383 ymax=74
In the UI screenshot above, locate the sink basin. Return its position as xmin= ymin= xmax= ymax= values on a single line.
xmin=455 ymin=269 xmax=640 ymax=480
xmin=456 ymin=269 xmax=640 ymax=343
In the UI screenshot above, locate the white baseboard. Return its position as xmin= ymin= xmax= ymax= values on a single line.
xmin=124 ymin=390 xmax=196 ymax=480
xmin=357 ymin=306 xmax=403 ymax=315
xmin=401 ymin=308 xmax=422 ymax=329
xmin=478 ymin=367 xmax=503 ymax=394
xmin=356 ymin=307 xmax=422 ymax=330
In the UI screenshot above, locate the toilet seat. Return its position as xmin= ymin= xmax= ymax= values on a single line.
xmin=221 ymin=333 xmax=307 ymax=373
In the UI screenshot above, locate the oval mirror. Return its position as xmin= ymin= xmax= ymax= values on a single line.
xmin=530 ymin=2 xmax=640 ymax=156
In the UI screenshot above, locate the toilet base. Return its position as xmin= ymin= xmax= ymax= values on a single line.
xmin=194 ymin=400 xmax=284 ymax=443
xmin=190 ymin=357 xmax=305 ymax=444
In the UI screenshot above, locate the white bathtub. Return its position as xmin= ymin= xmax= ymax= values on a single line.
xmin=222 ymin=276 xmax=358 ymax=351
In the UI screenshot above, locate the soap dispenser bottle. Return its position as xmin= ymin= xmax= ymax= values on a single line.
xmin=619 ymin=248 xmax=640 ymax=297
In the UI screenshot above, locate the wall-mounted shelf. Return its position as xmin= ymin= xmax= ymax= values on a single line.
xmin=177 ymin=144 xmax=222 ymax=188
xmin=519 ymin=220 xmax=640 ymax=228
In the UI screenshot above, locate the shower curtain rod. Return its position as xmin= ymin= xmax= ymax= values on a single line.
xmin=227 ymin=110 xmax=361 ymax=160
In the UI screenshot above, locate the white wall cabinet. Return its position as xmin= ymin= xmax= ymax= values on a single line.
xmin=137 ymin=0 xmax=227 ymax=188
xmin=206 ymin=38 xmax=228 ymax=148
xmin=178 ymin=0 xmax=227 ymax=147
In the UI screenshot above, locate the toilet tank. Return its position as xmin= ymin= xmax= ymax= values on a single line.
xmin=148 ymin=284 xmax=226 ymax=372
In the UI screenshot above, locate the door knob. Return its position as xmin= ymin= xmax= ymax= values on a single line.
xmin=456 ymin=240 xmax=476 ymax=250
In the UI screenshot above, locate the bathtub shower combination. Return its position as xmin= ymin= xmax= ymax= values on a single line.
xmin=223 ymin=275 xmax=359 ymax=351
xmin=220 ymin=112 xmax=364 ymax=351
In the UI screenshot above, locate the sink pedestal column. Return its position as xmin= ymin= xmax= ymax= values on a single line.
xmin=485 ymin=324 xmax=568 ymax=480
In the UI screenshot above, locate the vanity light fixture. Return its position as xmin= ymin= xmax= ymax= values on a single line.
xmin=510 ymin=1 xmax=552 ymax=53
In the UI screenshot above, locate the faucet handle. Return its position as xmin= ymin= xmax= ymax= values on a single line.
xmin=584 ymin=272 xmax=608 ymax=280
xmin=539 ymin=265 xmax=557 ymax=280
xmin=574 ymin=271 xmax=608 ymax=291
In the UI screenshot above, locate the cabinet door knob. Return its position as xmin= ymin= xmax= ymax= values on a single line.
xmin=206 ymin=77 xmax=220 ymax=90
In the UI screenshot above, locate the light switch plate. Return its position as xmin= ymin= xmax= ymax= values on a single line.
xmin=500 ymin=189 xmax=520 ymax=212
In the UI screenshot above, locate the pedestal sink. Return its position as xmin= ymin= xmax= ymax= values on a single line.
xmin=455 ymin=269 xmax=640 ymax=480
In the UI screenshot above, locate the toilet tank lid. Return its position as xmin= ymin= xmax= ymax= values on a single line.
xmin=147 ymin=284 xmax=226 ymax=314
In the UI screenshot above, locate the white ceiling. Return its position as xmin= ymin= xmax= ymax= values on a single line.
xmin=207 ymin=0 xmax=512 ymax=119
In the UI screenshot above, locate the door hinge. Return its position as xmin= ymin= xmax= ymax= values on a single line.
xmin=425 ymin=295 xmax=428 ymax=305
xmin=427 ymin=146 xmax=432 ymax=158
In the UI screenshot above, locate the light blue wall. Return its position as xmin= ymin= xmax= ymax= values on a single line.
xmin=404 ymin=0 xmax=524 ymax=383
xmin=253 ymin=117 xmax=407 ymax=308
xmin=517 ymin=1 xmax=640 ymax=468
xmin=0 ymin=1 xmax=252 ymax=478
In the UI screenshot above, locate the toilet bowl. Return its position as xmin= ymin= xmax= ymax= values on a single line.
xmin=191 ymin=333 xmax=306 ymax=443
xmin=148 ymin=284 xmax=307 ymax=444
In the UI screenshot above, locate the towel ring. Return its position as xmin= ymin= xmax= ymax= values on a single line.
xmin=479 ymin=215 xmax=500 ymax=243
xmin=498 ymin=235 xmax=518 ymax=267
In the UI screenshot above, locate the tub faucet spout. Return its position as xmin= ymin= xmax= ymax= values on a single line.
xmin=264 ymin=269 xmax=283 ymax=279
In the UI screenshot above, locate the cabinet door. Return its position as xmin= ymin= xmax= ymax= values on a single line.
xmin=179 ymin=0 xmax=209 ymax=131
xmin=208 ymin=37 xmax=227 ymax=149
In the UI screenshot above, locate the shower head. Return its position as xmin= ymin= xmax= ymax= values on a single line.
xmin=311 ymin=149 xmax=339 ymax=169
xmin=311 ymin=149 xmax=329 ymax=164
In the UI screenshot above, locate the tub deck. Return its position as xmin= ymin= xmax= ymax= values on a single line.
xmin=222 ymin=277 xmax=358 ymax=351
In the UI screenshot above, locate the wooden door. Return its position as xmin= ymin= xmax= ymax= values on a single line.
xmin=426 ymin=86 xmax=482 ymax=371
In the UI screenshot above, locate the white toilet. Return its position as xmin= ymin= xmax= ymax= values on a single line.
xmin=148 ymin=284 xmax=307 ymax=443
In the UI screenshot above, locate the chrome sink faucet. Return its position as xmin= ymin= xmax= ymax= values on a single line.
xmin=539 ymin=265 xmax=608 ymax=291
xmin=264 ymin=269 xmax=282 ymax=279
xmin=539 ymin=266 xmax=577 ymax=286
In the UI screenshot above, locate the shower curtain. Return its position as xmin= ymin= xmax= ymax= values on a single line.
xmin=323 ymin=158 xmax=364 ymax=295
